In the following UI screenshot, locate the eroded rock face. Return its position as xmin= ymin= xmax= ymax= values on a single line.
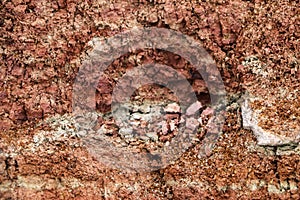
xmin=240 ymin=51 xmax=300 ymax=153
xmin=1 ymin=0 xmax=299 ymax=198
xmin=75 ymin=99 xmax=214 ymax=159
xmin=241 ymin=96 xmax=300 ymax=147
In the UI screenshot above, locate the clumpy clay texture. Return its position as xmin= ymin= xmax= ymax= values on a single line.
xmin=0 ymin=0 xmax=299 ymax=199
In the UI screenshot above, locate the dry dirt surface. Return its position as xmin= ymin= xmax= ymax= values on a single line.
xmin=0 ymin=0 xmax=299 ymax=199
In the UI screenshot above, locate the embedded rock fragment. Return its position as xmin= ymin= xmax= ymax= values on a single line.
xmin=164 ymin=103 xmax=181 ymax=113
xmin=241 ymin=96 xmax=300 ymax=147
xmin=146 ymin=132 xmax=159 ymax=142
xmin=186 ymin=101 xmax=202 ymax=116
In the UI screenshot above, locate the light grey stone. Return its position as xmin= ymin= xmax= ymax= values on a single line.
xmin=241 ymin=96 xmax=300 ymax=146
xmin=146 ymin=132 xmax=159 ymax=141
xmin=131 ymin=113 xmax=142 ymax=120
xmin=138 ymin=104 xmax=151 ymax=113
xmin=289 ymin=180 xmax=298 ymax=190
xmin=186 ymin=101 xmax=202 ymax=116
xmin=139 ymin=136 xmax=150 ymax=141
xmin=267 ymin=184 xmax=282 ymax=194
xmin=186 ymin=118 xmax=199 ymax=130
xmin=119 ymin=127 xmax=133 ymax=137
xmin=164 ymin=102 xmax=180 ymax=113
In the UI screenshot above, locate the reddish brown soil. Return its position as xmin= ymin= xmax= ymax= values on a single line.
xmin=0 ymin=0 xmax=299 ymax=199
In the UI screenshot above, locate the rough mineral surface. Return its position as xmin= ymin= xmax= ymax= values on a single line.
xmin=241 ymin=96 xmax=300 ymax=147
xmin=0 ymin=0 xmax=299 ymax=199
